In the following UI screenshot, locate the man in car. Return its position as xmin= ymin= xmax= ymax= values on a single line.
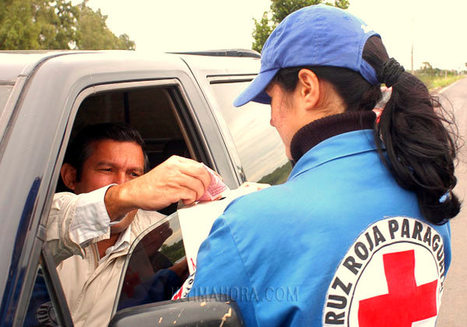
xmin=45 ymin=123 xmax=211 ymax=327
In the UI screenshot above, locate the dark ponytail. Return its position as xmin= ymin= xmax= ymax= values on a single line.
xmin=273 ymin=36 xmax=460 ymax=224
xmin=363 ymin=36 xmax=460 ymax=224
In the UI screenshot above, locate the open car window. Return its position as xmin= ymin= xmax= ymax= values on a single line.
xmin=49 ymin=81 xmax=206 ymax=326
xmin=113 ymin=212 xmax=187 ymax=314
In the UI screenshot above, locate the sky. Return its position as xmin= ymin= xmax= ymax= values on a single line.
xmin=79 ymin=0 xmax=467 ymax=71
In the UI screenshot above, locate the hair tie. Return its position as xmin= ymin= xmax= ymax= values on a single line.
xmin=377 ymin=58 xmax=405 ymax=87
xmin=439 ymin=190 xmax=452 ymax=203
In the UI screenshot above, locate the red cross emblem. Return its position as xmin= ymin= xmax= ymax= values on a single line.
xmin=358 ymin=250 xmax=438 ymax=327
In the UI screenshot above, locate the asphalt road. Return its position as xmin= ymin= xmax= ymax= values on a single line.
xmin=436 ymin=77 xmax=467 ymax=326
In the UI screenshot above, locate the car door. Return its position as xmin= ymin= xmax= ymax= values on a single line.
xmin=0 ymin=52 xmax=242 ymax=326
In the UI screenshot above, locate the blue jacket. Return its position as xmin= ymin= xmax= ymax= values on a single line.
xmin=188 ymin=127 xmax=451 ymax=327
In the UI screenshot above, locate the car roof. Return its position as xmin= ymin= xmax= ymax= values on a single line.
xmin=0 ymin=51 xmax=181 ymax=83
xmin=0 ymin=49 xmax=261 ymax=84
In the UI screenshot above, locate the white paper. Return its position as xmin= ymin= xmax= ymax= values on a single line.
xmin=178 ymin=184 xmax=268 ymax=274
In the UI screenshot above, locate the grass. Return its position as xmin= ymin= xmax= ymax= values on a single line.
xmin=415 ymin=74 xmax=465 ymax=91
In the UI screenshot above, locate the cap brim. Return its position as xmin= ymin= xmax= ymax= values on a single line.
xmin=233 ymin=69 xmax=279 ymax=107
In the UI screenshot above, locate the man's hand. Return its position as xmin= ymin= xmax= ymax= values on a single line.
xmin=104 ymin=156 xmax=212 ymax=223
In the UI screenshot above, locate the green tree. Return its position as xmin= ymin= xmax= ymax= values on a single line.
xmin=0 ymin=0 xmax=41 ymax=49
xmin=252 ymin=0 xmax=350 ymax=53
xmin=118 ymin=34 xmax=135 ymax=50
xmin=252 ymin=12 xmax=274 ymax=56
xmin=421 ymin=61 xmax=433 ymax=74
xmin=0 ymin=0 xmax=135 ymax=50
xmin=76 ymin=2 xmax=135 ymax=50
xmin=35 ymin=0 xmax=79 ymax=49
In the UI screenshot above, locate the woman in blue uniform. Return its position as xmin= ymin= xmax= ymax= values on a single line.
xmin=185 ymin=5 xmax=460 ymax=327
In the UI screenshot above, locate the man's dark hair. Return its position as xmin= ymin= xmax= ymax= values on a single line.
xmin=64 ymin=123 xmax=146 ymax=181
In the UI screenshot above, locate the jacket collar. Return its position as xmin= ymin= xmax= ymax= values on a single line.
xmin=288 ymin=111 xmax=377 ymax=180
xmin=290 ymin=111 xmax=376 ymax=163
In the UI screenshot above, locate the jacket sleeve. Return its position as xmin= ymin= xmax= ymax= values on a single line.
xmin=45 ymin=186 xmax=113 ymax=264
xmin=187 ymin=216 xmax=259 ymax=327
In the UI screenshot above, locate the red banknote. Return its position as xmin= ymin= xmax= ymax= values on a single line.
xmin=198 ymin=164 xmax=228 ymax=201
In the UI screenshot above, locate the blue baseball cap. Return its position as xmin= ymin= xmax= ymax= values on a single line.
xmin=234 ymin=5 xmax=380 ymax=107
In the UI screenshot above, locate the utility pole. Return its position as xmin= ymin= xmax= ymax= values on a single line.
xmin=410 ymin=14 xmax=415 ymax=74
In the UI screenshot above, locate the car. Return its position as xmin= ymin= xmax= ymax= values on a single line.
xmin=0 ymin=50 xmax=291 ymax=326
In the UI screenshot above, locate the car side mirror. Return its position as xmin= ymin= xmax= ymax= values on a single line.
xmin=108 ymin=295 xmax=244 ymax=327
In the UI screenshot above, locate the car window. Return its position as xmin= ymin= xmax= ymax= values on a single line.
xmin=55 ymin=85 xmax=199 ymax=200
xmin=209 ymin=80 xmax=291 ymax=184
xmin=51 ymin=81 xmax=203 ymax=324
xmin=114 ymin=212 xmax=187 ymax=312
xmin=71 ymin=86 xmax=192 ymax=169
xmin=0 ymin=85 xmax=13 ymax=115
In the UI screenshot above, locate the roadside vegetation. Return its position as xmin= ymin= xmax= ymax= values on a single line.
xmin=416 ymin=73 xmax=465 ymax=91
xmin=414 ymin=62 xmax=465 ymax=91
xmin=259 ymin=162 xmax=292 ymax=185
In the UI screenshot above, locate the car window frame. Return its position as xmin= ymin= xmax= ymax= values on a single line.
xmin=63 ymin=79 xmax=219 ymax=174
xmin=0 ymin=77 xmax=27 ymax=147
xmin=34 ymin=78 xmax=220 ymax=325
xmin=0 ymin=84 xmax=13 ymax=117
xmin=203 ymin=75 xmax=256 ymax=184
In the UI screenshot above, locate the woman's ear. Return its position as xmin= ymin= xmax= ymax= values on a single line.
xmin=297 ymin=69 xmax=320 ymax=111
xmin=61 ymin=163 xmax=77 ymax=191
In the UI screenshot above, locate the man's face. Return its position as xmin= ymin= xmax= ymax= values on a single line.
xmin=73 ymin=140 xmax=145 ymax=194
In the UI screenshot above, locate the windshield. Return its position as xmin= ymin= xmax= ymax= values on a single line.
xmin=0 ymin=85 xmax=13 ymax=116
